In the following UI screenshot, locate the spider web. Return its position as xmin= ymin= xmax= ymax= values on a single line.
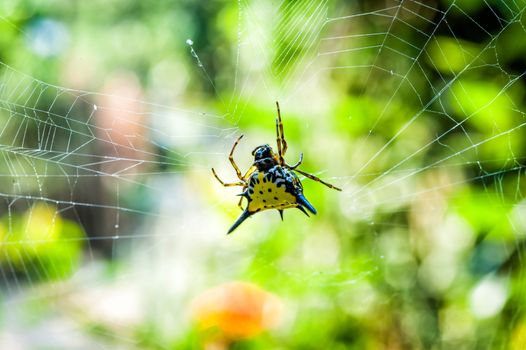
xmin=1 ymin=0 xmax=526 ymax=348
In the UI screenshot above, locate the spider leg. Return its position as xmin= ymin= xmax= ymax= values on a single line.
xmin=229 ymin=134 xmax=245 ymax=180
xmin=295 ymin=169 xmax=342 ymax=191
xmin=275 ymin=116 xmax=283 ymax=166
xmin=287 ymin=152 xmax=303 ymax=169
xmin=211 ymin=168 xmax=246 ymax=187
xmin=275 ymin=101 xmax=288 ymax=164
xmin=276 ymin=101 xmax=288 ymax=156
xmin=242 ymin=165 xmax=257 ymax=180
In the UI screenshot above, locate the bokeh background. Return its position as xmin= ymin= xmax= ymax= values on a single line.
xmin=1 ymin=0 xmax=526 ymax=349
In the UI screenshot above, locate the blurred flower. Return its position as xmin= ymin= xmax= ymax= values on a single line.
xmin=191 ymin=281 xmax=282 ymax=346
xmin=96 ymin=71 xmax=151 ymax=178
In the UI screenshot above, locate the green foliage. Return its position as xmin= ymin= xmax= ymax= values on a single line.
xmin=0 ymin=203 xmax=84 ymax=281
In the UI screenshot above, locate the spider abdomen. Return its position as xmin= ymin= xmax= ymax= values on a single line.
xmin=247 ymin=172 xmax=296 ymax=212
xmin=244 ymin=166 xmax=307 ymax=213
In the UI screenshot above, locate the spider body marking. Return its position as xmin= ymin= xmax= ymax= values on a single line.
xmin=236 ymin=165 xmax=316 ymax=225
xmin=212 ymin=102 xmax=341 ymax=234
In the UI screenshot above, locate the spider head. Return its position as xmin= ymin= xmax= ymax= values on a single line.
xmin=252 ymin=144 xmax=278 ymax=171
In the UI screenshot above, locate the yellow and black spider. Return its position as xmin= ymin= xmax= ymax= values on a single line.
xmin=212 ymin=101 xmax=342 ymax=234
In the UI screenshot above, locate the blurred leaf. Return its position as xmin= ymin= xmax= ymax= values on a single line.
xmin=0 ymin=203 xmax=84 ymax=281
xmin=427 ymin=36 xmax=480 ymax=74
xmin=453 ymin=189 xmax=514 ymax=240
xmin=449 ymin=79 xmax=514 ymax=132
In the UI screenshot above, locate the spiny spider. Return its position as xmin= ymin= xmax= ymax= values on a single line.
xmin=212 ymin=101 xmax=341 ymax=234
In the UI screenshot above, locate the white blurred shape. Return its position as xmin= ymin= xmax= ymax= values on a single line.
xmin=436 ymin=214 xmax=475 ymax=253
xmin=69 ymin=284 xmax=143 ymax=327
xmin=27 ymin=19 xmax=69 ymax=57
xmin=149 ymin=59 xmax=190 ymax=103
xmin=511 ymin=200 xmax=526 ymax=237
xmin=303 ymin=230 xmax=340 ymax=267
xmin=338 ymin=282 xmax=378 ymax=316
xmin=419 ymin=252 xmax=457 ymax=293
xmin=469 ymin=276 xmax=508 ymax=319
xmin=0 ymin=332 xmax=23 ymax=350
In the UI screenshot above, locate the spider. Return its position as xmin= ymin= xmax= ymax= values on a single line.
xmin=212 ymin=101 xmax=342 ymax=234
